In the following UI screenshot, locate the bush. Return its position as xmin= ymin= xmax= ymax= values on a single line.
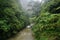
xmin=0 ymin=0 xmax=26 ymax=40
xmin=32 ymin=0 xmax=60 ymax=40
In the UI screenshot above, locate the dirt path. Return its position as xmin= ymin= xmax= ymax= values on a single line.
xmin=8 ymin=27 xmax=34 ymax=40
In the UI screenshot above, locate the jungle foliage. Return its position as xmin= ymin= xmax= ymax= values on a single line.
xmin=32 ymin=0 xmax=60 ymax=40
xmin=0 ymin=0 xmax=28 ymax=40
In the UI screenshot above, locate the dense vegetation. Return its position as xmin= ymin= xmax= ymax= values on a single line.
xmin=0 ymin=0 xmax=28 ymax=40
xmin=32 ymin=0 xmax=60 ymax=40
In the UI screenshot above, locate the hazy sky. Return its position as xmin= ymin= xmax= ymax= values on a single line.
xmin=20 ymin=0 xmax=44 ymax=11
xmin=20 ymin=0 xmax=31 ymax=8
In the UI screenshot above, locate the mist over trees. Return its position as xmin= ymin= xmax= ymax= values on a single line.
xmin=20 ymin=0 xmax=41 ymax=18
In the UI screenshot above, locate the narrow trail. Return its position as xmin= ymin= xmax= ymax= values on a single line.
xmin=8 ymin=24 xmax=34 ymax=40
